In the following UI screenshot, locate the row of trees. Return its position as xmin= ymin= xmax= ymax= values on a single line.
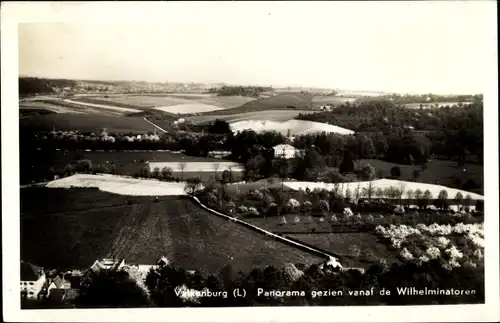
xmin=198 ymin=180 xmax=482 ymax=225
xmin=72 ymin=257 xmax=484 ymax=307
xmin=207 ymin=85 xmax=271 ymax=97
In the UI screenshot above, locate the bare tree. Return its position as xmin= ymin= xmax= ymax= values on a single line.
xmin=397 ymin=183 xmax=406 ymax=206
xmin=179 ymin=162 xmax=187 ymax=180
xmin=213 ymin=162 xmax=220 ymax=180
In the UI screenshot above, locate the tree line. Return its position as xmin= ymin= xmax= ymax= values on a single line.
xmin=207 ymin=85 xmax=272 ymax=97
xmin=19 ymin=77 xmax=77 ymax=96
xmin=295 ymin=100 xmax=483 ymax=164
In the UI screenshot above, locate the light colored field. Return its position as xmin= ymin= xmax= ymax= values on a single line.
xmin=154 ymin=103 xmax=225 ymax=114
xmin=283 ymin=179 xmax=484 ymax=200
xmin=63 ymin=99 xmax=142 ymax=113
xmin=186 ymin=109 xmax=317 ymax=124
xmin=21 ymin=194 xmax=322 ymax=273
xmin=46 ymin=174 xmax=187 ymax=196
xmin=230 ymin=119 xmax=355 ymax=135
xmin=148 ymin=161 xmax=244 ymax=173
xmin=81 ymin=94 xmax=256 ymax=110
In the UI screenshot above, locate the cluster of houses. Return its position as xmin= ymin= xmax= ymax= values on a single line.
xmin=21 ymin=257 xmax=165 ymax=305
xmin=20 ymin=261 xmax=75 ymax=304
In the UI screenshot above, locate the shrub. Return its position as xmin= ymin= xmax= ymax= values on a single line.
xmin=206 ymin=192 xmax=218 ymax=204
xmin=390 ymin=166 xmax=401 ymax=178
xmin=318 ymin=199 xmax=330 ymax=217
xmin=75 ymin=159 xmax=93 ymax=173
xmin=248 ymin=189 xmax=264 ymax=201
xmin=394 ymin=205 xmax=405 ymax=215
xmin=161 ymin=167 xmax=173 ymax=179
xmin=248 ymin=207 xmax=259 ymax=216
xmin=226 ymin=201 xmax=236 ymax=213
xmin=343 ymin=207 xmax=353 ymax=217
xmin=400 ymin=248 xmax=414 ymax=260
xmin=287 ymin=198 xmax=300 ymax=210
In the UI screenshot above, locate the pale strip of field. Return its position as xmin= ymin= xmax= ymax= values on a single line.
xmin=230 ymin=119 xmax=355 ymax=135
xmin=46 ymin=174 xmax=186 ymax=196
xmin=89 ymin=95 xmax=191 ymax=108
xmin=148 ymin=161 xmax=244 ymax=172
xmin=154 ymin=103 xmax=225 ymax=114
xmin=186 ymin=109 xmax=316 ymax=124
xmin=166 ymin=93 xmax=213 ymax=98
xmin=194 ymin=96 xmax=256 ymax=109
xmin=82 ymin=94 xmax=254 ymax=110
xmin=63 ymin=99 xmax=142 ymax=113
xmin=283 ymin=179 xmax=484 ymax=200
xmin=311 ymin=96 xmax=356 ymax=103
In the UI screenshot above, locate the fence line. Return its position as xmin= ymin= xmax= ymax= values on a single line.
xmin=190 ymin=196 xmax=343 ymax=268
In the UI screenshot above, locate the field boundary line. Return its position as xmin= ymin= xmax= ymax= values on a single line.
xmin=190 ymin=196 xmax=343 ymax=268
xmin=143 ymin=118 xmax=169 ymax=133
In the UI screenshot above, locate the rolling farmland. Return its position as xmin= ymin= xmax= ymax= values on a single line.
xmin=21 ymin=191 xmax=322 ymax=273
xmin=73 ymin=94 xmax=256 ymax=111
xmin=193 ymin=93 xmax=316 ymax=117
xmin=186 ymin=110 xmax=317 ymax=124
xmin=229 ymin=119 xmax=355 ymax=135
xmin=154 ymin=103 xmax=225 ymax=114
xmin=46 ymin=174 xmax=187 ymax=196
xmin=20 ymin=114 xmax=157 ymax=134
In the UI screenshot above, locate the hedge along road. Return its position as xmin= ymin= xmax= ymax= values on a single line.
xmin=191 ymin=196 xmax=343 ymax=268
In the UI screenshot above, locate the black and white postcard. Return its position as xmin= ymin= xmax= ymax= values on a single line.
xmin=2 ymin=1 xmax=499 ymax=322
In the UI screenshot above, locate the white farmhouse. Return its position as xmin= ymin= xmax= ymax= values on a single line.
xmin=273 ymin=144 xmax=300 ymax=159
xmin=20 ymin=261 xmax=46 ymax=299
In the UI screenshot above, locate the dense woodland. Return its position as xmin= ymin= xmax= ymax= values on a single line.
xmin=19 ymin=77 xmax=77 ymax=96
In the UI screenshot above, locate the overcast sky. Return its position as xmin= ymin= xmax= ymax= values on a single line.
xmin=18 ymin=1 xmax=494 ymax=94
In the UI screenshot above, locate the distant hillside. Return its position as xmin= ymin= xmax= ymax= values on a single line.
xmin=207 ymin=85 xmax=273 ymax=98
xmin=19 ymin=77 xmax=77 ymax=96
xmin=196 ymin=93 xmax=315 ymax=116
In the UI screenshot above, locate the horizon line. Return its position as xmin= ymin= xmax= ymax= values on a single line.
xmin=18 ymin=74 xmax=482 ymax=96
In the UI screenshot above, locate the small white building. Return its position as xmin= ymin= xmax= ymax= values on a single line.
xmin=21 ymin=261 xmax=46 ymax=299
xmin=273 ymin=144 xmax=300 ymax=159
